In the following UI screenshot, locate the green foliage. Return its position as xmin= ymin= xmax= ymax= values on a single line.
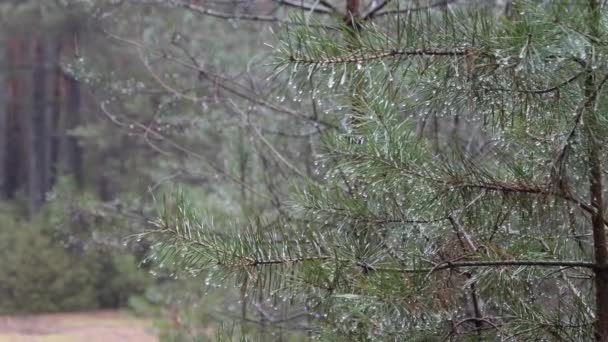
xmin=147 ymin=1 xmax=608 ymax=340
xmin=0 ymin=214 xmax=97 ymax=313
xmin=0 ymin=179 xmax=152 ymax=314
xmin=94 ymin=253 xmax=153 ymax=308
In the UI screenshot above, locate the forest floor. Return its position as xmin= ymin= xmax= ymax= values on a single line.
xmin=0 ymin=310 xmax=157 ymax=342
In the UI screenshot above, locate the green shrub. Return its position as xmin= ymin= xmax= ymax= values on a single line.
xmin=94 ymin=253 xmax=152 ymax=308
xmin=0 ymin=215 xmax=97 ymax=313
xmin=0 ymin=179 xmax=153 ymax=314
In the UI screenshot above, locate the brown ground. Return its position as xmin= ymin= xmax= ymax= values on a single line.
xmin=0 ymin=310 xmax=157 ymax=342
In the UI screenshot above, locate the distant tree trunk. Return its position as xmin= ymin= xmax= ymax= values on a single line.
xmin=28 ymin=31 xmax=53 ymax=215
xmin=0 ymin=24 xmax=85 ymax=213
xmin=5 ymin=34 xmax=26 ymax=199
xmin=0 ymin=41 xmax=6 ymax=198
xmin=42 ymin=35 xmax=57 ymax=194
xmin=57 ymin=33 xmax=84 ymax=188
xmin=60 ymin=75 xmax=84 ymax=186
xmin=97 ymin=149 xmax=114 ymax=201
xmin=50 ymin=40 xmax=63 ymax=187
xmin=25 ymin=32 xmax=45 ymax=216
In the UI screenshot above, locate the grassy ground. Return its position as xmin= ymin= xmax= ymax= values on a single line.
xmin=0 ymin=310 xmax=157 ymax=342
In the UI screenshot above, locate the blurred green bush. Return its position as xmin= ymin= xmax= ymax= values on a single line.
xmin=0 ymin=214 xmax=97 ymax=313
xmin=0 ymin=179 xmax=152 ymax=314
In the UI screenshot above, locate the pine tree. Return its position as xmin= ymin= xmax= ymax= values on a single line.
xmin=148 ymin=1 xmax=608 ymax=340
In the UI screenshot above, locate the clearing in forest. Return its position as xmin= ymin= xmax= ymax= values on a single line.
xmin=0 ymin=310 xmax=157 ymax=342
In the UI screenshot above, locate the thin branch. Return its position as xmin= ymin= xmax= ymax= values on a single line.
xmin=553 ymin=72 xmax=608 ymax=176
xmin=172 ymin=0 xmax=337 ymax=29
xmin=225 ymin=255 xmax=601 ymax=272
xmin=484 ymin=70 xmax=585 ymax=95
xmin=317 ymin=0 xmax=338 ymax=12
xmin=230 ymin=99 xmax=309 ymax=179
xmin=377 ymin=259 xmax=600 ymax=273
xmin=363 ymin=0 xmax=392 ymax=19
xmin=366 ymin=0 xmax=457 ymax=19
xmin=289 ymin=47 xmax=472 ymax=65
xmin=442 ymin=179 xmax=608 ymax=226
xmin=96 ymin=98 xmax=274 ymax=202
xmin=308 ymin=206 xmax=449 ymax=224
xmin=105 ymin=32 xmax=338 ymax=130
xmin=332 ymin=148 xmax=606 ymax=225
xmin=273 ymin=0 xmax=334 ymax=14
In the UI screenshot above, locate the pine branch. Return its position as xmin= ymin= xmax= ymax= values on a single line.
xmin=331 ymin=146 xmax=605 ymax=225
xmin=288 ymin=47 xmax=472 ymax=65
xmin=225 ymin=255 xmax=599 ymax=273
xmin=445 ymin=179 xmax=607 ymax=225
xmin=483 ymin=70 xmax=585 ymax=95
xmin=310 ymin=207 xmax=449 ymax=224
xmin=376 ymin=260 xmax=599 ymax=273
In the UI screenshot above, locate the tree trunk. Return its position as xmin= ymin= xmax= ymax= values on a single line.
xmin=56 ymin=34 xmax=84 ymax=188
xmin=586 ymin=1 xmax=608 ymax=340
xmin=50 ymin=40 xmax=63 ymax=187
xmin=63 ymin=74 xmax=84 ymax=187
xmin=25 ymin=32 xmax=44 ymax=217
xmin=346 ymin=0 xmax=360 ymax=17
xmin=30 ymin=32 xmax=51 ymax=212
xmin=5 ymin=34 xmax=25 ymax=199
xmin=588 ymin=71 xmax=608 ymax=340
xmin=42 ymin=35 xmax=57 ymax=194
xmin=0 ymin=41 xmax=6 ymax=198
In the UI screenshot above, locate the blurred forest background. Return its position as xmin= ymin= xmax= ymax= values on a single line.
xmin=0 ymin=0 xmax=352 ymax=339
xmin=6 ymin=0 xmax=608 ymax=341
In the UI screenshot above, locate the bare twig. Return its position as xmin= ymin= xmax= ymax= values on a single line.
xmin=273 ymin=0 xmax=334 ymax=14
xmin=366 ymin=0 xmax=457 ymax=20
